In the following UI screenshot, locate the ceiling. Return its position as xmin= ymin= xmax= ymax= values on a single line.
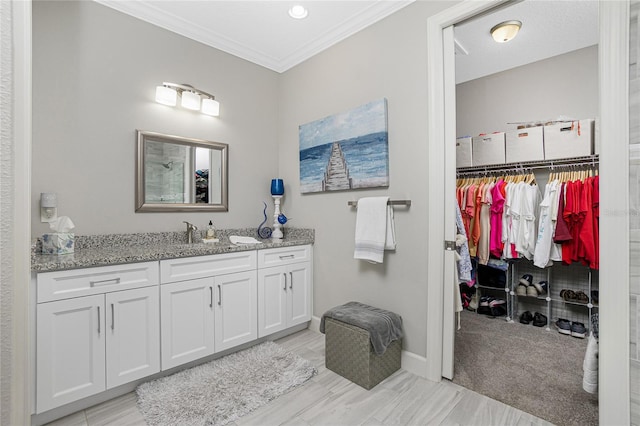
xmin=94 ymin=0 xmax=414 ymax=73
xmin=95 ymin=0 xmax=598 ymax=79
xmin=454 ymin=0 xmax=599 ymax=84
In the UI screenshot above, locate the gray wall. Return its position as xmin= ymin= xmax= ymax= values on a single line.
xmin=32 ymin=1 xmax=279 ymax=236
xmin=279 ymin=1 xmax=455 ymax=356
xmin=456 ymin=45 xmax=598 ymax=137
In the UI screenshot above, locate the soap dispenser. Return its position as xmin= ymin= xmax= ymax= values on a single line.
xmin=206 ymin=220 xmax=216 ymax=239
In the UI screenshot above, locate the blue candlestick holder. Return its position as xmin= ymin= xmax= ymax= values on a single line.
xmin=271 ymin=179 xmax=284 ymax=196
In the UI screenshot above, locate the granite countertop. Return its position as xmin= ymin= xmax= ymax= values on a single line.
xmin=32 ymin=228 xmax=314 ymax=273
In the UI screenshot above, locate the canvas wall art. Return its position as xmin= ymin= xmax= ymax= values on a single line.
xmin=299 ymin=98 xmax=389 ymax=194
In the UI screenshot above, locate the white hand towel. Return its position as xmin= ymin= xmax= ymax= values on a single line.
xmin=354 ymin=196 xmax=396 ymax=263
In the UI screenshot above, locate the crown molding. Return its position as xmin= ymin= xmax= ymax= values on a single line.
xmin=94 ymin=0 xmax=414 ymax=73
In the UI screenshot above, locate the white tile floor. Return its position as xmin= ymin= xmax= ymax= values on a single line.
xmin=45 ymin=329 xmax=551 ymax=426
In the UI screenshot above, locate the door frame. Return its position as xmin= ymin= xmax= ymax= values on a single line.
xmin=425 ymin=1 xmax=630 ymax=425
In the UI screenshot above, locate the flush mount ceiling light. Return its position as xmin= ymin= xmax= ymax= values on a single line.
xmin=490 ymin=20 xmax=522 ymax=43
xmin=155 ymin=82 xmax=220 ymax=116
xmin=288 ymin=4 xmax=308 ymax=19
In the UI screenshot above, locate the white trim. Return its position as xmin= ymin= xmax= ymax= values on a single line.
xmin=11 ymin=0 xmax=32 ymax=424
xmin=309 ymin=315 xmax=321 ymax=333
xmin=598 ymin=2 xmax=631 ymax=424
xmin=401 ymin=350 xmax=427 ymax=378
xmin=426 ymin=2 xmax=631 ymax=424
xmin=440 ymin=24 xmax=457 ymax=381
xmin=425 ymin=0 xmax=509 ymax=384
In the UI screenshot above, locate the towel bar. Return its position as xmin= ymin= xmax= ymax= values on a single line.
xmin=347 ymin=200 xmax=411 ymax=207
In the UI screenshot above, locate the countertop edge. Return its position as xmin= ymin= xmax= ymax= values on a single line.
xmin=32 ymin=238 xmax=314 ymax=273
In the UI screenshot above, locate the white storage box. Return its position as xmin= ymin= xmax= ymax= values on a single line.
xmin=472 ymin=133 xmax=506 ymax=166
xmin=544 ymin=119 xmax=594 ymax=160
xmin=505 ymin=127 xmax=544 ymax=163
xmin=456 ymin=136 xmax=473 ymax=168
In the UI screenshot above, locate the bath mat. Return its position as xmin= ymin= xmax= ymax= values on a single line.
xmin=136 ymin=341 xmax=316 ymax=426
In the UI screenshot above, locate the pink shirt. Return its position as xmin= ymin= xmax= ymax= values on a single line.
xmin=490 ymin=180 xmax=506 ymax=258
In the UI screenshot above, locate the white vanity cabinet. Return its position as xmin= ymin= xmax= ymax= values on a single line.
xmin=160 ymin=277 xmax=215 ymax=369
xmin=159 ymin=251 xmax=258 ymax=369
xmin=33 ymin=243 xmax=312 ymax=419
xmin=257 ymin=245 xmax=312 ymax=337
xmin=35 ymin=262 xmax=160 ymax=413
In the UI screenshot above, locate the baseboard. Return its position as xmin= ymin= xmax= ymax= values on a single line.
xmin=401 ymin=350 xmax=427 ymax=378
xmin=309 ymin=315 xmax=321 ymax=332
xmin=309 ymin=316 xmax=427 ymax=378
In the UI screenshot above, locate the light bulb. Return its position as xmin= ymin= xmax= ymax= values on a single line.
xmin=181 ymin=91 xmax=201 ymax=110
xmin=155 ymin=85 xmax=177 ymax=106
xmin=490 ymin=21 xmax=522 ymax=43
xmin=201 ymin=98 xmax=220 ymax=116
xmin=288 ymin=5 xmax=308 ymax=19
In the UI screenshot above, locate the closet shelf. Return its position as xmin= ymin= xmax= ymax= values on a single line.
xmin=456 ymin=154 xmax=599 ymax=175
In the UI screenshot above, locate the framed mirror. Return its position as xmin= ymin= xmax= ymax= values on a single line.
xmin=136 ymin=130 xmax=228 ymax=212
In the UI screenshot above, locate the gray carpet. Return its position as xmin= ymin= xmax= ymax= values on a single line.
xmin=136 ymin=341 xmax=317 ymax=426
xmin=453 ymin=310 xmax=598 ymax=426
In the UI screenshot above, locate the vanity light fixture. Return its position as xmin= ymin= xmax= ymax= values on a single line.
xmin=155 ymin=82 xmax=220 ymax=116
xmin=288 ymin=5 xmax=308 ymax=19
xmin=490 ymin=20 xmax=522 ymax=43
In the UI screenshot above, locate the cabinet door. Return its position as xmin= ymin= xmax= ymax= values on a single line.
xmin=257 ymin=266 xmax=288 ymax=337
xmin=161 ymin=278 xmax=215 ymax=370
xmin=288 ymin=262 xmax=312 ymax=327
xmin=36 ymin=295 xmax=105 ymax=413
xmin=214 ymin=271 xmax=257 ymax=351
xmin=106 ymin=286 xmax=160 ymax=388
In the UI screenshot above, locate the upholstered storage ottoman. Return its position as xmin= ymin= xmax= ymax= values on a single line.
xmin=324 ymin=317 xmax=401 ymax=390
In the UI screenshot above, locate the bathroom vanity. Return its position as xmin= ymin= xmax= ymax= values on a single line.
xmin=30 ymin=229 xmax=313 ymax=422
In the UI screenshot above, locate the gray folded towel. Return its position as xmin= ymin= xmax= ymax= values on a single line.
xmin=320 ymin=301 xmax=403 ymax=355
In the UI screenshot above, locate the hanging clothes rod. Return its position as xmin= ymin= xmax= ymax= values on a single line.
xmin=456 ymin=154 xmax=598 ymax=176
xmin=347 ymin=199 xmax=412 ymax=207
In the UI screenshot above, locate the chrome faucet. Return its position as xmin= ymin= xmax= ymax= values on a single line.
xmin=183 ymin=221 xmax=198 ymax=244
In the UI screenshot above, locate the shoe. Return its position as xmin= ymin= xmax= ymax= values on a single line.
xmin=526 ymin=285 xmax=539 ymax=297
xmin=516 ymin=283 xmax=528 ymax=296
xmin=560 ymin=289 xmax=577 ymax=302
xmin=479 ymin=296 xmax=492 ymax=307
xmin=519 ymin=311 xmax=533 ymax=324
xmin=591 ymin=290 xmax=599 ymax=304
xmin=489 ymin=299 xmax=507 ymax=317
xmin=488 ymin=298 xmax=505 ymax=308
xmin=574 ymin=291 xmax=589 ymax=304
xmin=533 ymin=280 xmax=548 ymax=295
xmin=532 ymin=312 xmax=547 ymax=327
xmin=556 ymin=318 xmax=571 ymax=335
xmin=571 ymin=322 xmax=587 ymax=338
xmin=519 ymin=274 xmax=533 ymax=287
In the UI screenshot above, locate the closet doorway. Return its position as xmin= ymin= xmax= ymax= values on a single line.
xmin=425 ymin=1 xmax=630 ymax=425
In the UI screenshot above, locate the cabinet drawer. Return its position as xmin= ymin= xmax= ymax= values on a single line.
xmin=160 ymin=251 xmax=257 ymax=284
xmin=37 ymin=261 xmax=159 ymax=303
xmin=258 ymin=245 xmax=312 ymax=268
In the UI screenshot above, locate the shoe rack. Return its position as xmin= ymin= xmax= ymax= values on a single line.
xmin=474 ymin=262 xmax=513 ymax=322
xmin=511 ymin=260 xmax=598 ymax=336
xmin=511 ymin=262 xmax=552 ymax=331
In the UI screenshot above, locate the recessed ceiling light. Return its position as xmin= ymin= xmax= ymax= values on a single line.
xmin=288 ymin=5 xmax=308 ymax=20
xmin=490 ymin=20 xmax=522 ymax=43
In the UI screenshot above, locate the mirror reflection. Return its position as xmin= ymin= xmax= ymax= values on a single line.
xmin=136 ymin=131 xmax=228 ymax=212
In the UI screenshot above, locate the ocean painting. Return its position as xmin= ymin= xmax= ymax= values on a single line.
xmin=299 ymin=98 xmax=389 ymax=194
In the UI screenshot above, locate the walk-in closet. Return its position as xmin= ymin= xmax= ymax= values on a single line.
xmin=450 ymin=2 xmax=599 ymax=425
